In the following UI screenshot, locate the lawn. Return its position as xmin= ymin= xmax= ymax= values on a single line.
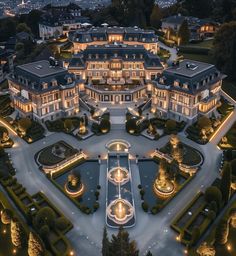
xmin=37 ymin=141 xmax=78 ymax=166
xmin=219 ymin=122 xmax=236 ymax=149
xmin=159 ymin=142 xmax=202 ymax=166
xmin=180 ymin=53 xmax=214 ymax=64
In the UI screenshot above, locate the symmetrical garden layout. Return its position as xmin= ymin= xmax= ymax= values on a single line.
xmin=0 ymin=91 xmax=235 ymax=256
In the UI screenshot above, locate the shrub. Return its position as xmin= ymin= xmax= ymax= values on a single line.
xmin=18 ymin=118 xmax=32 ymax=133
xmin=93 ymin=202 xmax=99 ymax=211
xmin=39 ymin=225 xmax=50 ymax=239
xmin=190 ymin=227 xmax=200 ymax=246
xmin=33 ymin=207 xmax=56 ymax=229
xmin=140 ymin=189 xmax=145 ymax=200
xmin=138 ymin=184 xmax=142 ymax=190
xmin=95 ymin=191 xmax=100 ymax=200
xmin=64 ymin=119 xmax=73 ymax=132
xmin=197 ymin=116 xmax=212 ymax=132
xmin=10 ymin=218 xmax=27 ymax=248
xmin=165 ymin=120 xmax=177 ymax=133
xmin=100 ymin=118 xmax=111 ymax=134
xmin=1 ymin=208 xmax=12 ymax=224
xmin=142 ymin=202 xmax=149 ymax=212
xmin=55 ymin=217 xmax=70 ymax=231
xmin=126 ymin=118 xmax=138 ymax=134
xmin=215 ymin=219 xmax=229 ymax=245
xmin=204 ymin=186 xmax=222 ymax=210
xmin=28 ymin=232 xmax=45 ymax=256
xmin=151 ymin=206 xmax=158 ymax=215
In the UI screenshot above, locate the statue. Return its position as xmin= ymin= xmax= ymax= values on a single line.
xmin=229 ymin=208 xmax=236 ymax=228
xmin=78 ymin=118 xmax=87 ymax=135
xmin=147 ymin=123 xmax=157 ymax=135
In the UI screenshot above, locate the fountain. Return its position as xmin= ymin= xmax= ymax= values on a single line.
xmin=107 ymin=198 xmax=134 ymax=225
xmin=64 ymin=173 xmax=84 ymax=198
xmin=108 ymin=166 xmax=129 ymax=185
xmin=153 ymin=160 xmax=175 ymax=198
xmin=106 ymin=139 xmax=131 ymax=152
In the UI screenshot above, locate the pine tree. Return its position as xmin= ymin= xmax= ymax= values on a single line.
xmin=28 ymin=232 xmax=45 ymax=256
xmin=102 ymin=227 xmax=110 ymax=256
xmin=178 ymin=20 xmax=190 ymax=45
xmin=220 ymin=162 xmax=232 ymax=204
xmin=150 ymin=4 xmax=162 ymax=28
xmin=11 ymin=218 xmax=27 ymax=248
xmin=146 ymin=251 xmax=153 ymax=256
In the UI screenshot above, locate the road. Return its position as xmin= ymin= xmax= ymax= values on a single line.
xmin=1 ymin=91 xmax=236 ymax=256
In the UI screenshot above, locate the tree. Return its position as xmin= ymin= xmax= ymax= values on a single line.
xmin=1 ymin=208 xmax=12 ymax=224
xmin=64 ymin=119 xmax=73 ymax=132
xmin=54 ymin=217 xmax=70 ymax=231
xmin=204 ymin=186 xmax=222 ymax=210
xmin=178 ymin=20 xmax=190 ymax=45
xmin=126 ymin=118 xmax=138 ymax=134
xmin=28 ymin=232 xmax=45 ymax=256
xmin=165 ymin=119 xmax=176 ymax=133
xmin=231 ymin=159 xmax=236 ymax=176
xmin=213 ymin=22 xmax=236 ymax=81
xmin=181 ymin=0 xmax=213 ymax=18
xmin=102 ymin=227 xmax=110 ymax=256
xmin=146 ymin=251 xmax=153 ymax=256
xmin=16 ymin=23 xmax=31 ymax=34
xmin=10 ymin=218 xmax=27 ymax=248
xmin=109 ymin=226 xmax=139 ymax=256
xmin=197 ymin=116 xmax=212 ymax=132
xmin=220 ymin=162 xmax=232 ymax=204
xmin=150 ymin=4 xmax=162 ymax=28
xmin=100 ymin=118 xmax=111 ymax=134
xmin=215 ymin=219 xmax=230 ymax=245
xmin=18 ymin=118 xmax=32 ymax=133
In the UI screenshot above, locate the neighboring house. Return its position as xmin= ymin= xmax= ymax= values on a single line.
xmin=151 ymin=60 xmax=225 ymax=123
xmin=68 ymin=43 xmax=163 ymax=104
xmin=39 ymin=3 xmax=90 ymax=40
xmin=161 ymin=15 xmax=220 ymax=41
xmin=0 ymin=48 xmax=14 ymax=83
xmin=8 ymin=59 xmax=80 ymax=123
xmin=70 ymin=26 xmax=159 ymax=54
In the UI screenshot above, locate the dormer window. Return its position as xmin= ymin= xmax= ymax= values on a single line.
xmin=174 ymin=80 xmax=180 ymax=87
xmin=183 ymin=83 xmax=188 ymax=90
xmin=159 ymin=77 xmax=165 ymax=84
xmin=51 ymin=79 xmax=57 ymax=87
xmin=125 ymin=54 xmax=128 ymax=59
xmin=67 ymin=77 xmax=72 ymax=84
xmin=140 ymin=54 xmax=143 ymax=59
xmin=133 ymin=54 xmax=136 ymax=59
xmin=96 ymin=54 xmax=99 ymax=59
xmin=42 ymin=82 xmax=48 ymax=90
xmin=88 ymin=54 xmax=92 ymax=59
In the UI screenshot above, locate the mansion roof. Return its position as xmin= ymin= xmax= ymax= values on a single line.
xmin=10 ymin=60 xmax=77 ymax=93
xmin=70 ymin=27 xmax=158 ymax=43
xmin=153 ymin=60 xmax=224 ymax=94
xmin=69 ymin=44 xmax=163 ymax=69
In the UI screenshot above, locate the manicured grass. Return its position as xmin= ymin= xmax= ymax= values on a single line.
xmin=180 ymin=53 xmax=214 ymax=64
xmin=189 ymin=200 xmax=236 ymax=256
xmin=160 ymin=142 xmax=202 ymax=166
xmin=187 ymin=39 xmax=214 ymax=49
xmin=37 ymin=141 xmax=78 ymax=166
xmin=219 ymin=122 xmax=236 ymax=149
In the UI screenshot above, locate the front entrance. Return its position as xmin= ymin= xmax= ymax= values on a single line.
xmin=115 ymin=95 xmax=120 ymax=104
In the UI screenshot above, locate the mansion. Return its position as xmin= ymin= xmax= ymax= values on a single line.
xmin=69 ymin=27 xmax=159 ymax=54
xmin=8 ymin=59 xmax=80 ymax=123
xmin=151 ymin=60 xmax=224 ymax=123
xmin=67 ymin=44 xmax=163 ymax=104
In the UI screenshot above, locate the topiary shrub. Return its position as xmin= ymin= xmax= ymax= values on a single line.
xmin=142 ymin=202 xmax=149 ymax=212
xmin=93 ymin=202 xmax=99 ymax=211
xmin=215 ymin=219 xmax=229 ymax=245
xmin=33 ymin=207 xmax=56 ymax=229
xmin=10 ymin=218 xmax=27 ymax=248
xmin=204 ymin=186 xmax=222 ymax=210
xmin=28 ymin=232 xmax=45 ymax=256
xmin=55 ymin=217 xmax=70 ymax=231
xmin=1 ymin=208 xmax=12 ymax=224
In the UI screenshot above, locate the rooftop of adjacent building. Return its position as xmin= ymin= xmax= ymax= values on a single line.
xmin=166 ymin=59 xmax=215 ymax=78
xmin=17 ymin=60 xmax=66 ymax=78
